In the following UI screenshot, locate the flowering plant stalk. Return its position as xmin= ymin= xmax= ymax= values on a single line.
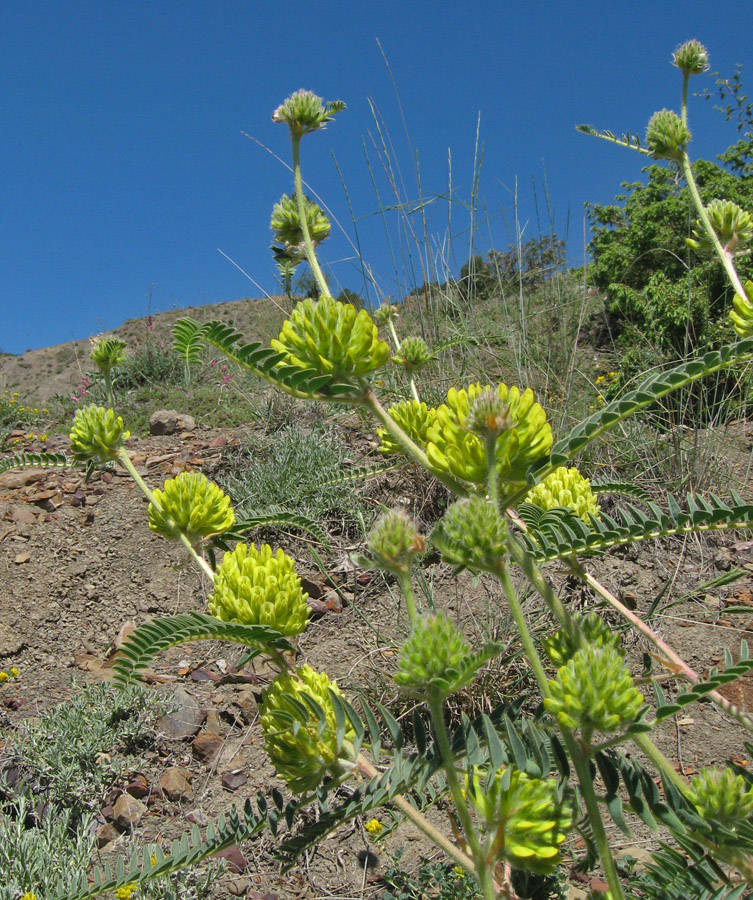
xmin=52 ymin=48 xmax=753 ymax=900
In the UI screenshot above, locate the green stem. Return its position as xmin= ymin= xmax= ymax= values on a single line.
xmin=104 ymin=370 xmax=114 ymax=411
xmin=426 ymin=692 xmax=498 ymax=900
xmin=115 ymin=449 xmax=215 ymax=582
xmin=397 ymin=570 xmax=418 ymax=626
xmin=566 ymin=737 xmax=626 ymax=900
xmin=291 ymin=134 xmax=330 ymax=298
xmin=355 ymin=754 xmax=500 ymax=890
xmin=386 ymin=317 xmax=420 ymax=403
xmin=497 ymin=565 xmax=550 ymax=697
xmin=632 ymin=731 xmax=689 ymax=795
xmin=360 ymin=390 xmax=470 ymax=498
xmin=680 ymin=153 xmax=746 ymax=298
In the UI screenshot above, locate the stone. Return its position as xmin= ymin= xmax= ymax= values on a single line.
xmin=0 ymin=623 xmax=26 ymax=657
xmin=215 ymin=845 xmax=250 ymax=873
xmin=95 ymin=821 xmax=120 ymax=848
xmin=156 ymin=686 xmax=206 ymax=741
xmin=149 ymin=410 xmax=196 ymax=436
xmin=160 ymin=767 xmax=193 ymax=802
xmin=221 ymin=769 xmax=248 ymax=791
xmin=112 ymin=792 xmax=147 ymax=830
xmin=192 ymin=731 xmax=224 ymax=765
xmin=125 ymin=773 xmax=150 ymax=799
xmin=9 ymin=505 xmax=37 ymax=525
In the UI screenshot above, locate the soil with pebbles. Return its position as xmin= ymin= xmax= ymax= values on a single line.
xmin=2 ymin=420 xmax=753 ymax=898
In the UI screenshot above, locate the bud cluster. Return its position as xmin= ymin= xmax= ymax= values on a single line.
xmin=393 ymin=613 xmax=492 ymax=698
xmin=378 ymin=399 xmax=437 ymax=456
xmin=672 ymin=39 xmax=710 ymax=76
xmin=541 ymin=612 xmax=621 ymax=668
xmin=646 ymin=109 xmax=691 ymax=162
xmin=431 ymin=497 xmax=507 ymax=571
xmin=366 ymin=509 xmax=425 ymax=576
xmin=545 ymin=644 xmax=643 ymax=735
xmin=686 ymin=199 xmax=753 ymax=255
xmin=148 ymin=471 xmax=235 ymax=546
xmin=391 ymin=336 xmax=433 ymax=372
xmin=272 ymin=90 xmax=345 ymax=137
xmin=686 ymin=767 xmax=753 ymax=826
xmin=90 ymin=336 xmax=126 ymax=373
xmin=271 ymin=194 xmax=331 ymax=254
xmin=209 ymin=542 xmax=309 ymax=635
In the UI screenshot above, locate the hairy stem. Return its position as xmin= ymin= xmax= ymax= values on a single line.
xmin=426 ymin=692 xmax=499 ymax=900
xmin=291 ymin=134 xmax=330 ymax=298
xmin=116 ymin=449 xmax=215 ymax=582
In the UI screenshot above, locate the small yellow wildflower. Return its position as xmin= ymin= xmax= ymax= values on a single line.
xmin=116 ymin=884 xmax=138 ymax=899
xmin=608 ymin=371 xmax=618 ymax=378
xmin=20 ymin=893 xmax=36 ymax=900
xmin=9 ymin=668 xmax=18 ymax=678
xmin=597 ymin=394 xmax=605 ymax=405
xmin=453 ymin=866 xmax=466 ymax=878
xmin=0 ymin=672 xmax=9 ymax=683
xmin=151 ymin=853 xmax=157 ymax=865
xmin=12 ymin=392 xmax=19 ymax=397
xmin=595 ymin=375 xmax=606 ymax=385
xmin=364 ymin=818 xmax=383 ymax=835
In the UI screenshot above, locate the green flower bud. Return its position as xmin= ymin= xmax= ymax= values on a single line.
xmin=541 ymin=612 xmax=621 ymax=668
xmin=260 ymin=665 xmax=355 ymax=792
xmin=377 ymin=400 xmax=438 ymax=456
xmin=545 ymin=645 xmax=643 ymax=735
xmin=366 ymin=509 xmax=425 ymax=576
xmin=394 ymin=613 xmax=478 ymax=697
xmin=730 ymin=280 xmax=753 ymax=337
xmin=425 ymin=383 xmax=552 ymax=487
xmin=271 ymin=194 xmax=331 ymax=253
xmin=431 ymin=497 xmax=507 ymax=571
xmin=391 ymin=336 xmax=433 ymax=372
xmin=646 ymin=109 xmax=691 ymax=162
xmin=208 ymin=543 xmax=309 ymax=635
xmin=672 ymin=39 xmax=709 ymax=76
xmin=373 ymin=303 xmax=398 ymax=327
xmin=686 ymin=199 xmax=753 ymax=255
xmin=467 ymin=767 xmax=572 ymax=875
xmin=272 ymin=90 xmax=346 ymax=137
xmin=686 ymin=767 xmax=753 ymax=826
xmin=526 ymin=466 xmax=600 ymax=523
xmin=69 ymin=405 xmax=129 ymax=464
xmin=271 ymin=295 xmax=390 ymax=384
xmin=465 ymin=387 xmax=516 ymax=440
xmin=90 ymin=336 xmax=126 ymax=373
xmin=148 ymin=471 xmax=235 ymax=545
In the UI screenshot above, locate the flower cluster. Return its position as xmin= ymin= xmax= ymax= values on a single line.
xmin=686 ymin=767 xmax=753 ymax=827
xmin=148 ymin=472 xmax=235 ymax=546
xmin=260 ymin=665 xmax=355 ymax=792
xmin=271 ymin=193 xmax=331 ymax=254
xmin=366 ymin=509 xmax=425 ymax=576
xmin=271 ymin=295 xmax=389 ymax=385
xmin=431 ymin=497 xmax=507 ymax=571
xmin=69 ymin=405 xmax=129 ymax=463
xmin=526 ymin=466 xmax=601 ymax=523
xmin=272 ymin=89 xmax=345 ymax=137
xmin=731 ymin=280 xmax=753 ymax=337
xmin=394 ymin=613 xmax=476 ymax=697
xmin=209 ymin=542 xmax=309 ymax=635
xmin=467 ymin=767 xmax=572 ymax=874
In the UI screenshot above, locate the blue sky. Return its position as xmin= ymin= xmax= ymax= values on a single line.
xmin=2 ymin=0 xmax=751 ymax=354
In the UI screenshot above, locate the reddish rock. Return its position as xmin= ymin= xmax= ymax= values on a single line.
xmin=160 ymin=767 xmax=193 ymax=802
xmin=192 ymin=731 xmax=224 ymax=765
xmin=95 ymin=821 xmax=120 ymax=848
xmin=156 ymin=686 xmax=206 ymax=741
xmin=112 ymin=792 xmax=147 ymax=830
xmin=221 ymin=769 xmax=248 ymax=791
xmin=214 ymin=845 xmax=250 ymax=873
xmin=125 ymin=773 xmax=150 ymax=799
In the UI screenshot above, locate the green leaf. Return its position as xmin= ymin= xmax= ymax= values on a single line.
xmin=0 ymin=451 xmax=69 ymax=474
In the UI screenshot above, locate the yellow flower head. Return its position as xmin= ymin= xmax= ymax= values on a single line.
xmin=364 ymin=818 xmax=383 ymax=835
